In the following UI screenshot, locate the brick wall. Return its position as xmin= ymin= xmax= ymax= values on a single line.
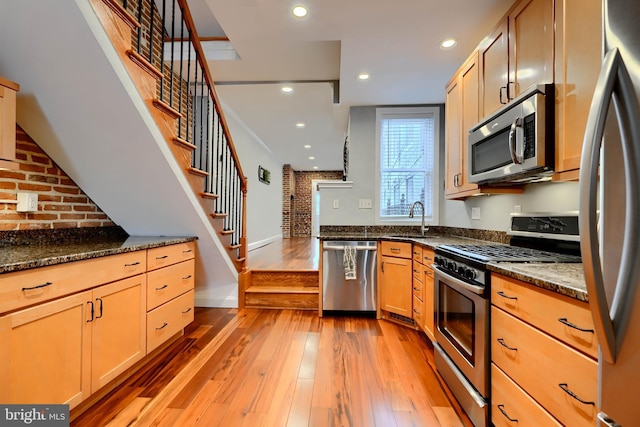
xmin=291 ymin=169 xmax=343 ymax=237
xmin=282 ymin=164 xmax=294 ymax=238
xmin=0 ymin=126 xmax=115 ymax=231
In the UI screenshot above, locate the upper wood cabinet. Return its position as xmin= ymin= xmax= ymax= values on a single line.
xmin=479 ymin=0 xmax=554 ymax=118
xmin=0 ymin=76 xmax=19 ymax=170
xmin=445 ymin=52 xmax=480 ymax=198
xmin=553 ymin=0 xmax=602 ymax=180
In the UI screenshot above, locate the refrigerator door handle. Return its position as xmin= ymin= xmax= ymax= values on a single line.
xmin=580 ymin=47 xmax=640 ymax=364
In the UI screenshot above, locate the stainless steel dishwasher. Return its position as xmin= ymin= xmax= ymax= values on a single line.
xmin=322 ymin=240 xmax=377 ymax=312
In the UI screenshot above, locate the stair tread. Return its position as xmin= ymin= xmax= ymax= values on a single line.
xmin=245 ymin=285 xmax=319 ymax=294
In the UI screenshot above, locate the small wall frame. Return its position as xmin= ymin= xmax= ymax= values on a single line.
xmin=258 ymin=165 xmax=271 ymax=185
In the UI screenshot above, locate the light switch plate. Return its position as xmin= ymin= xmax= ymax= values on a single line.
xmin=358 ymin=199 xmax=372 ymax=209
xmin=332 ymin=199 xmax=339 ymax=209
xmin=17 ymin=192 xmax=38 ymax=212
xmin=471 ymin=207 xmax=481 ymax=220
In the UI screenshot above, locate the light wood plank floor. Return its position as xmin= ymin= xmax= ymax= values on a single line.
xmin=72 ymin=308 xmax=472 ymax=426
xmin=248 ymin=238 xmax=319 ymax=270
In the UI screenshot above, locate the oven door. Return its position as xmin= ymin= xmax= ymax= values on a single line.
xmin=434 ymin=266 xmax=488 ymax=396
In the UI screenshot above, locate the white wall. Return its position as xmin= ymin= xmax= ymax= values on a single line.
xmin=320 ymin=105 xmax=580 ymax=230
xmin=222 ymin=106 xmax=283 ymax=248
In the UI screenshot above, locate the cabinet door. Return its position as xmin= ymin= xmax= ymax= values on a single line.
xmin=508 ymin=0 xmax=554 ymax=97
xmin=480 ymin=19 xmax=509 ymax=117
xmin=91 ymin=274 xmax=147 ymax=391
xmin=458 ymin=53 xmax=480 ymax=193
xmin=0 ymin=291 xmax=92 ymax=409
xmin=554 ymin=0 xmax=602 ymax=177
xmin=422 ymin=266 xmax=435 ymax=341
xmin=444 ymin=77 xmax=462 ymax=197
xmin=0 ymin=79 xmax=17 ymax=164
xmin=379 ymin=255 xmax=413 ymax=317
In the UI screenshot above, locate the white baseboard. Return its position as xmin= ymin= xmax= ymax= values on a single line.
xmin=248 ymin=234 xmax=283 ymax=251
xmin=195 ymin=291 xmax=238 ymax=308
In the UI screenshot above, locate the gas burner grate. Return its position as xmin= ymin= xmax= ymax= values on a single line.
xmin=438 ymin=244 xmax=581 ymax=263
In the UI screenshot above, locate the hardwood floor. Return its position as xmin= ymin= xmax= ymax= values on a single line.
xmin=72 ymin=308 xmax=472 ymax=426
xmin=248 ymin=238 xmax=319 ymax=270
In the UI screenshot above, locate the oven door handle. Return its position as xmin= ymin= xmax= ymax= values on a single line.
xmin=433 ymin=266 xmax=485 ymax=295
xmin=508 ymin=117 xmax=524 ymax=164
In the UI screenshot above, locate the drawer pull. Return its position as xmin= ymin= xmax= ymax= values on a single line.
xmin=390 ymin=247 xmax=401 ymax=253
xmin=155 ymin=284 xmax=168 ymax=291
xmin=497 ymin=404 xmax=517 ymax=423
xmin=497 ymin=291 xmax=518 ymax=300
xmin=414 ymin=251 xmax=420 ymax=255
xmin=425 ymin=270 xmax=432 ymax=276
xmin=497 ymin=338 xmax=518 ymax=351
xmin=424 ymin=256 xmax=433 ymax=261
xmin=87 ymin=301 xmax=94 ymax=323
xmin=125 ymin=261 xmax=141 ymax=267
xmin=182 ymin=307 xmax=192 ymax=314
xmin=413 ymin=269 xmax=420 ymax=273
xmin=413 ymin=287 xmax=420 ymax=291
xmin=558 ymin=317 xmax=595 ymax=333
xmin=182 ymin=249 xmax=193 ymax=253
xmin=558 ymin=383 xmax=595 ymax=405
xmin=95 ymin=298 xmax=103 ymax=319
xmin=156 ymin=322 xmax=168 ymax=330
xmin=413 ymin=309 xmax=420 ymax=314
xmin=156 ymin=255 xmax=169 ymax=260
xmin=182 ymin=275 xmax=193 ymax=280
xmin=22 ymin=281 xmax=53 ymax=291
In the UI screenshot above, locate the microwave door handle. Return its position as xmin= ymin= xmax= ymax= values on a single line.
xmin=508 ymin=117 xmax=523 ymax=164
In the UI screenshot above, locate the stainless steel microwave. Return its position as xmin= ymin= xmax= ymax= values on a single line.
xmin=468 ymin=84 xmax=554 ymax=185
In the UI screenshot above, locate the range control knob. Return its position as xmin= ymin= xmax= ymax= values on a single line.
xmin=457 ymin=266 xmax=466 ymax=275
xmin=447 ymin=261 xmax=456 ymax=271
xmin=465 ymin=268 xmax=476 ymax=280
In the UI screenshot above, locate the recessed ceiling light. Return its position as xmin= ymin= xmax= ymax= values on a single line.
xmin=357 ymin=72 xmax=370 ymax=80
xmin=281 ymin=86 xmax=293 ymax=93
xmin=313 ymin=166 xmax=319 ymax=170
xmin=308 ymin=156 xmax=315 ymax=160
xmin=304 ymin=144 xmax=311 ymax=149
xmin=292 ymin=5 xmax=308 ymax=18
xmin=440 ymin=38 xmax=457 ymax=49
xmin=296 ymin=122 xmax=306 ymax=128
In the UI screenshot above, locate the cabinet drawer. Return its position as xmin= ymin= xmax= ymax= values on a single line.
xmin=492 ymin=363 xmax=561 ymax=427
xmin=147 ymin=241 xmax=196 ymax=271
xmin=380 ymin=241 xmax=412 ymax=258
xmin=147 ymin=290 xmax=194 ymax=353
xmin=412 ymin=295 xmax=423 ymax=325
xmin=0 ymin=251 xmax=147 ymax=315
xmin=492 ymin=306 xmax=597 ymax=427
xmin=412 ymin=262 xmax=423 ymax=281
xmin=412 ymin=277 xmax=424 ymax=299
xmin=146 ymin=259 xmax=195 ymax=310
xmin=412 ymin=245 xmax=423 ymax=263
xmin=491 ymin=274 xmax=598 ymax=358
xmin=422 ymin=248 xmax=435 ymax=266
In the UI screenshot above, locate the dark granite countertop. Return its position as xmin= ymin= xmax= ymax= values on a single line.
xmin=0 ymin=236 xmax=197 ymax=274
xmin=319 ymin=231 xmax=588 ymax=302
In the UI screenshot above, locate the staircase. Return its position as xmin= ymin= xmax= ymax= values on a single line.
xmin=243 ymin=270 xmax=319 ymax=310
xmin=0 ymin=0 xmax=247 ymax=306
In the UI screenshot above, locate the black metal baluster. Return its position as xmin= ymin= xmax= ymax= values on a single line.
xmin=136 ymin=0 xmax=143 ymax=55
xmin=191 ymin=50 xmax=199 ymax=166
xmin=226 ymin=140 xmax=232 ymax=231
xmin=177 ymin=4 xmax=185 ymax=139
xmin=216 ymin=113 xmax=223 ymax=211
xmin=186 ymin=32 xmax=192 ymax=144
xmin=199 ymin=65 xmax=205 ymax=172
xmin=222 ymin=138 xmax=229 ymax=223
xmin=230 ymin=159 xmax=236 ymax=243
xmin=169 ymin=0 xmax=176 ymax=108
xmin=160 ymin=0 xmax=166 ymax=101
xmin=205 ymin=94 xmax=212 ymax=193
xmin=123 ymin=0 xmax=128 ymax=11
xmin=149 ymin=0 xmax=155 ymax=64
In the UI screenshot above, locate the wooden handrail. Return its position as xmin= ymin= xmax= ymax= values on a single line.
xmin=176 ymin=0 xmax=248 ymax=193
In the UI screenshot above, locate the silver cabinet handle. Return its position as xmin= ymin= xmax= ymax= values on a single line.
xmin=125 ymin=261 xmax=141 ymax=267
xmin=22 ymin=281 xmax=53 ymax=291
xmin=497 ymin=291 xmax=517 ymax=300
xmin=497 ymin=338 xmax=517 ymax=351
xmin=558 ymin=317 xmax=594 ymax=333
xmin=156 ymin=322 xmax=168 ymax=330
xmin=558 ymin=383 xmax=595 ymax=406
xmin=579 ymin=47 xmax=640 ymax=364
xmin=182 ymin=307 xmax=192 ymax=314
xmin=155 ymin=284 xmax=168 ymax=291
xmin=497 ymin=404 xmax=517 ymax=423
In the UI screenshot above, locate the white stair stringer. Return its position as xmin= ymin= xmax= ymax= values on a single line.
xmin=0 ymin=0 xmax=238 ymax=307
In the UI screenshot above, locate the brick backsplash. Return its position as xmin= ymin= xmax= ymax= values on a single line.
xmin=0 ymin=126 xmax=115 ymax=231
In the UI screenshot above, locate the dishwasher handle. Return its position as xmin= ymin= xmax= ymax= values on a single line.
xmin=323 ymin=244 xmax=377 ymax=251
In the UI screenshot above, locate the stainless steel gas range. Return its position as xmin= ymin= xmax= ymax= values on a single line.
xmin=432 ymin=212 xmax=581 ymax=427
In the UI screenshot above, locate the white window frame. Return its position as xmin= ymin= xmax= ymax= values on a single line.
xmin=375 ymin=106 xmax=440 ymax=225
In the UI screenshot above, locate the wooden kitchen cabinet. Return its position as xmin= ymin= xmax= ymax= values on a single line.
xmin=553 ymin=0 xmax=602 ymax=180
xmin=445 ymin=52 xmax=480 ymax=199
xmin=0 ymin=274 xmax=146 ymax=409
xmin=379 ymin=241 xmax=413 ymax=318
xmin=412 ymin=245 xmax=435 ymax=340
xmin=479 ymin=0 xmax=554 ymax=118
xmin=0 ymin=76 xmax=19 ymax=170
xmin=491 ymin=273 xmax=598 ymax=427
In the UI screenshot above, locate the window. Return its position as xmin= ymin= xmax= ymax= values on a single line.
xmin=376 ymin=107 xmax=440 ymax=224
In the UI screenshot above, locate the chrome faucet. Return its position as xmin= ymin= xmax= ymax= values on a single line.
xmin=409 ymin=201 xmax=428 ymax=236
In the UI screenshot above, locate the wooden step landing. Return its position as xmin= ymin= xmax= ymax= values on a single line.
xmin=244 ymin=269 xmax=319 ymax=310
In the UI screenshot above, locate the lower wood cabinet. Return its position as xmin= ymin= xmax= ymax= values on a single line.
xmin=379 ymin=254 xmax=412 ymax=317
xmin=491 ymin=273 xmax=597 ymax=427
xmin=0 ymin=241 xmax=195 ymax=410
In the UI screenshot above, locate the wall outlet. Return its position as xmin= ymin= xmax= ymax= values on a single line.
xmin=332 ymin=199 xmax=339 ymax=209
xmin=358 ymin=199 xmax=372 ymax=209
xmin=471 ymin=207 xmax=481 ymax=220
xmin=514 ymin=205 xmax=522 ymax=213
xmin=17 ymin=192 xmax=38 ymax=212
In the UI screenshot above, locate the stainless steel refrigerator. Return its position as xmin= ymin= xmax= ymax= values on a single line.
xmin=579 ymin=0 xmax=640 ymax=425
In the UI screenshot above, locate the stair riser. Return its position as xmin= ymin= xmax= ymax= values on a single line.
xmin=250 ymin=272 xmax=318 ymax=288
xmin=245 ymin=293 xmax=318 ymax=310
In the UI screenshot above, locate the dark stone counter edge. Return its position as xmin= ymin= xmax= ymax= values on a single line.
xmin=319 ymin=234 xmax=588 ymax=303
xmin=0 ymin=236 xmax=197 ymax=274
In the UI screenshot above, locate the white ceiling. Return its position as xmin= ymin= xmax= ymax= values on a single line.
xmin=189 ymin=0 xmax=515 ymax=171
